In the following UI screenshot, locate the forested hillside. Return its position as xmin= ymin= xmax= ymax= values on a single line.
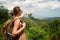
xmin=0 ymin=6 xmax=60 ymax=40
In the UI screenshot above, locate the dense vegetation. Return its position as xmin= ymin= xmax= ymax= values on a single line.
xmin=0 ymin=6 xmax=60 ymax=40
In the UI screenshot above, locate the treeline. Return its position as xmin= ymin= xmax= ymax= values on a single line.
xmin=0 ymin=6 xmax=60 ymax=40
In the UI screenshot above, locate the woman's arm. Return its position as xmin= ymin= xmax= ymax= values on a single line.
xmin=19 ymin=13 xmax=27 ymax=19
xmin=13 ymin=13 xmax=27 ymax=21
xmin=12 ymin=19 xmax=26 ymax=37
xmin=16 ymin=22 xmax=26 ymax=34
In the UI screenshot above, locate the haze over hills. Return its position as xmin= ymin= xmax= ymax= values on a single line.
xmin=40 ymin=17 xmax=60 ymax=21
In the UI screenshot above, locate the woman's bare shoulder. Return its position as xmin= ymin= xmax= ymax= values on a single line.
xmin=13 ymin=17 xmax=20 ymax=24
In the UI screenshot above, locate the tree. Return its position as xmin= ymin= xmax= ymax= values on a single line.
xmin=48 ymin=20 xmax=60 ymax=40
xmin=0 ymin=6 xmax=10 ymax=24
xmin=28 ymin=13 xmax=35 ymax=20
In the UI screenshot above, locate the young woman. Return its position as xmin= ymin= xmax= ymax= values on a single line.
xmin=12 ymin=6 xmax=27 ymax=40
xmin=3 ymin=6 xmax=27 ymax=40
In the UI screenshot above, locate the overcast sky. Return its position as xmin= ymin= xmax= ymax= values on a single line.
xmin=0 ymin=0 xmax=60 ymax=19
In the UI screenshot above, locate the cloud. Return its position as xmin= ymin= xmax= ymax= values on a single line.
xmin=0 ymin=0 xmax=6 ymax=2
xmin=0 ymin=0 xmax=60 ymax=18
xmin=1 ymin=0 xmax=60 ymax=10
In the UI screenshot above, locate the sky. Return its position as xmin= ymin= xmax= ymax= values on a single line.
xmin=0 ymin=0 xmax=60 ymax=19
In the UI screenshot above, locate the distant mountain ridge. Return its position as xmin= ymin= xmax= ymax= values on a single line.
xmin=43 ymin=17 xmax=60 ymax=21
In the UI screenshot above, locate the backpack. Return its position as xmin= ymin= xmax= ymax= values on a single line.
xmin=2 ymin=18 xmax=14 ymax=40
xmin=3 ymin=17 xmax=22 ymax=40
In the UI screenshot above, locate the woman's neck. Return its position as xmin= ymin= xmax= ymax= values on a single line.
xmin=13 ymin=15 xmax=19 ymax=20
xmin=15 ymin=13 xmax=21 ymax=17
